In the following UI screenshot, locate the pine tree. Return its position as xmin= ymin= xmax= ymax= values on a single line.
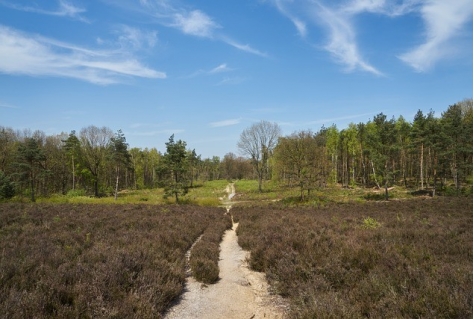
xmin=157 ymin=135 xmax=190 ymax=203
xmin=109 ymin=130 xmax=131 ymax=200
xmin=62 ymin=130 xmax=81 ymax=191
xmin=15 ymin=137 xmax=46 ymax=202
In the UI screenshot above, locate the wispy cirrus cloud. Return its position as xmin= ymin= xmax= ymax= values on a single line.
xmin=0 ymin=0 xmax=89 ymax=22
xmin=221 ymin=37 xmax=269 ymax=58
xmin=109 ymin=0 xmax=267 ymax=57
xmin=113 ymin=25 xmax=158 ymax=51
xmin=399 ymin=0 xmax=473 ymax=72
xmin=267 ymin=0 xmax=470 ymax=74
xmin=341 ymin=0 xmax=419 ymax=16
xmin=0 ymin=101 xmax=19 ymax=108
xmin=209 ymin=63 xmax=232 ymax=74
xmin=0 ymin=25 xmax=166 ymax=85
xmin=267 ymin=0 xmax=382 ymax=75
xmin=209 ymin=118 xmax=241 ymax=127
xmin=314 ymin=2 xmax=383 ymax=75
xmin=272 ymin=0 xmax=307 ymax=37
xmin=182 ymin=63 xmax=232 ymax=78
xmin=215 ymin=76 xmax=246 ymax=86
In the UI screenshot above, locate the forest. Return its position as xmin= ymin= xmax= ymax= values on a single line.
xmin=0 ymin=98 xmax=472 ymax=202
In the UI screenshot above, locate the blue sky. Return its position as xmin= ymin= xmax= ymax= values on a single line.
xmin=0 ymin=0 xmax=472 ymax=158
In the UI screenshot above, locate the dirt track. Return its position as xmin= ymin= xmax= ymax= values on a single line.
xmin=165 ymin=220 xmax=287 ymax=319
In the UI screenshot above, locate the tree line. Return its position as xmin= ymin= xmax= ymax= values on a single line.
xmin=0 ymin=99 xmax=472 ymax=202
xmin=0 ymin=126 xmax=253 ymax=202
xmin=239 ymin=99 xmax=472 ymax=200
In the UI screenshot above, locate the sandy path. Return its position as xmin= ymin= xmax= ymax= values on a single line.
xmin=164 ymin=221 xmax=287 ymax=319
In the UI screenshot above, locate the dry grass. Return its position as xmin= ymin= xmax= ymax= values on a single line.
xmin=0 ymin=203 xmax=230 ymax=318
xmin=233 ymin=197 xmax=472 ymax=318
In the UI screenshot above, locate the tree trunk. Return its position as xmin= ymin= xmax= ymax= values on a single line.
xmin=114 ymin=166 xmax=119 ymax=200
xmin=420 ymin=143 xmax=424 ymax=190
xmin=258 ymin=174 xmax=263 ymax=192
xmin=371 ymin=161 xmax=380 ymax=188
xmin=30 ymin=170 xmax=36 ymax=202
xmin=72 ymin=155 xmax=75 ymax=191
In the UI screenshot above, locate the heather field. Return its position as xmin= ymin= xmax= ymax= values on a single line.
xmin=0 ymin=196 xmax=472 ymax=318
xmin=0 ymin=204 xmax=231 ymax=318
xmin=233 ymin=197 xmax=473 ymax=318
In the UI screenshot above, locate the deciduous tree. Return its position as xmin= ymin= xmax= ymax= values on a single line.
xmin=237 ymin=120 xmax=281 ymax=192
xmin=79 ymin=126 xmax=113 ymax=197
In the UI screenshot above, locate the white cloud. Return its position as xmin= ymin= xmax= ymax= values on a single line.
xmin=215 ymin=76 xmax=246 ymax=86
xmin=0 ymin=26 xmax=166 ymax=85
xmin=268 ymin=0 xmax=470 ymax=73
xmin=128 ymin=1 xmax=267 ymax=56
xmin=210 ymin=118 xmax=241 ymax=127
xmin=0 ymin=101 xmax=19 ymax=108
xmin=399 ymin=0 xmax=473 ymax=72
xmin=265 ymin=0 xmax=382 ymax=74
xmin=182 ymin=63 xmax=232 ymax=78
xmin=221 ymin=37 xmax=269 ymax=57
xmin=342 ymin=0 xmax=419 ymax=16
xmin=273 ymin=0 xmax=308 ymax=37
xmin=0 ymin=0 xmax=89 ymax=22
xmin=115 ymin=25 xmax=158 ymax=51
xmin=209 ymin=63 xmax=231 ymax=74
xmin=315 ymin=3 xmax=383 ymax=75
xmin=171 ymin=10 xmax=219 ymax=38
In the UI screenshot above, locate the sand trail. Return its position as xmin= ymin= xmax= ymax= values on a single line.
xmin=165 ymin=221 xmax=286 ymax=319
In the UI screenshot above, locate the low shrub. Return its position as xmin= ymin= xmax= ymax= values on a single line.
xmin=189 ymin=208 xmax=232 ymax=284
xmin=190 ymin=258 xmax=220 ymax=284
xmin=0 ymin=203 xmax=230 ymax=318
xmin=233 ymin=197 xmax=473 ymax=318
xmin=361 ymin=216 xmax=380 ymax=229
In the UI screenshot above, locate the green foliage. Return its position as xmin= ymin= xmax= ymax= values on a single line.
xmin=66 ymin=189 xmax=87 ymax=197
xmin=157 ymin=135 xmax=191 ymax=203
xmin=361 ymin=217 xmax=381 ymax=229
xmin=14 ymin=137 xmax=47 ymax=202
xmin=0 ymin=171 xmax=15 ymax=199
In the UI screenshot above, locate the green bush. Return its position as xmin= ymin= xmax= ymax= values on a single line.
xmin=361 ymin=217 xmax=380 ymax=229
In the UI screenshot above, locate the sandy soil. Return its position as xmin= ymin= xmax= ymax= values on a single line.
xmin=164 ymin=221 xmax=287 ymax=319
